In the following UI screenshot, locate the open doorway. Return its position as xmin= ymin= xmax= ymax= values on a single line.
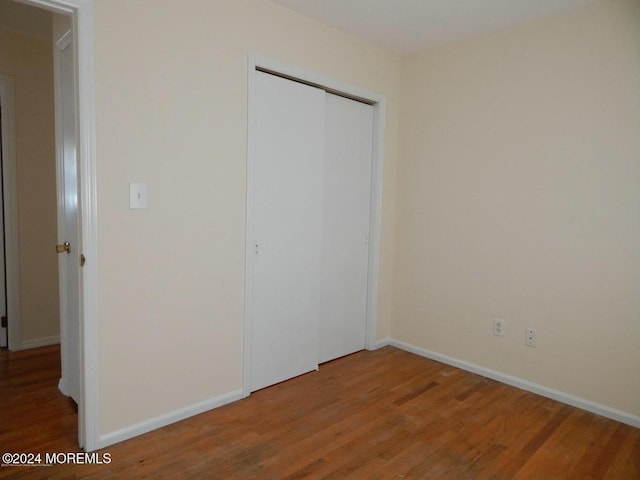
xmin=0 ymin=0 xmax=79 ymax=447
xmin=1 ymin=0 xmax=98 ymax=452
xmin=0 ymin=0 xmax=60 ymax=353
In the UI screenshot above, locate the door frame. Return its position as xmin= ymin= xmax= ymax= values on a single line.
xmin=21 ymin=0 xmax=99 ymax=451
xmin=243 ymin=54 xmax=386 ymax=397
xmin=0 ymin=74 xmax=21 ymax=351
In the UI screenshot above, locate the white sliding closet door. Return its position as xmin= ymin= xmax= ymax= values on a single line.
xmin=319 ymin=94 xmax=373 ymax=363
xmin=249 ymin=71 xmax=326 ymax=392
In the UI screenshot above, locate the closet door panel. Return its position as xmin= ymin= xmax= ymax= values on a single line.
xmin=250 ymin=72 xmax=326 ymax=391
xmin=319 ymin=94 xmax=374 ymax=363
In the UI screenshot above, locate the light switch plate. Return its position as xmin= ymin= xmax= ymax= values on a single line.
xmin=129 ymin=182 xmax=148 ymax=209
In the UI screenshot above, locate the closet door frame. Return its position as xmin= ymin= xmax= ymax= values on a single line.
xmin=243 ymin=54 xmax=386 ymax=397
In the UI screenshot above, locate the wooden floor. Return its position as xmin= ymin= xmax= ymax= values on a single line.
xmin=0 ymin=345 xmax=638 ymax=479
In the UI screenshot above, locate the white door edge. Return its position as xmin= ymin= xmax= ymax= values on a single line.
xmin=243 ymin=53 xmax=386 ymax=397
xmin=53 ymin=28 xmax=75 ymax=400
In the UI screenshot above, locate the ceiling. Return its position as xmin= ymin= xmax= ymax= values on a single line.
xmin=271 ymin=0 xmax=603 ymax=55
xmin=0 ymin=0 xmax=603 ymax=54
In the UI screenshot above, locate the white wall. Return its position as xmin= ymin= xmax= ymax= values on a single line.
xmin=93 ymin=0 xmax=400 ymax=434
xmin=395 ymin=0 xmax=639 ymax=417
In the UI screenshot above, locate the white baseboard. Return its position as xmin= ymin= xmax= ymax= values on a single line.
xmin=373 ymin=337 xmax=392 ymax=349
xmin=20 ymin=335 xmax=60 ymax=350
xmin=58 ymin=377 xmax=67 ymax=396
xmin=389 ymin=339 xmax=640 ymax=429
xmin=99 ymin=389 xmax=244 ymax=449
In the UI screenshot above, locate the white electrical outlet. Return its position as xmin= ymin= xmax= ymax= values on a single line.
xmin=493 ymin=319 xmax=505 ymax=337
xmin=525 ymin=328 xmax=538 ymax=347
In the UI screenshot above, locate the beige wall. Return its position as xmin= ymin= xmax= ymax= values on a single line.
xmin=0 ymin=26 xmax=60 ymax=344
xmin=93 ymin=0 xmax=400 ymax=433
xmin=92 ymin=0 xmax=638 ymax=438
xmin=0 ymin=0 xmax=51 ymax=38
xmin=395 ymin=0 xmax=639 ymax=417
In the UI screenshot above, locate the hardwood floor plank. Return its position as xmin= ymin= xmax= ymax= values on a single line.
xmin=590 ymin=423 xmax=637 ymax=479
xmin=393 ymin=380 xmax=440 ymax=406
xmin=1 ymin=345 xmax=638 ymax=479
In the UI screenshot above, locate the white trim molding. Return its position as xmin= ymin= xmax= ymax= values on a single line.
xmin=99 ymin=390 xmax=244 ymax=449
xmin=390 ymin=339 xmax=640 ymax=429
xmin=243 ymin=53 xmax=387 ymax=397
xmin=374 ymin=338 xmax=392 ymax=349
